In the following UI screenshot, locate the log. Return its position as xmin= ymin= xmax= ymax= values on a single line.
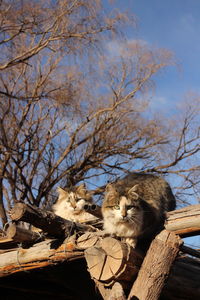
xmin=0 ymin=234 xmax=200 ymax=299
xmin=85 ymin=237 xmax=143 ymax=284
xmin=5 ymin=223 xmax=42 ymax=243
xmin=0 ymin=238 xmax=83 ymax=277
xmin=128 ymin=230 xmax=183 ymax=300
xmin=109 ymin=282 xmax=127 ymax=300
xmin=162 ymin=256 xmax=200 ymax=300
xmin=76 ymin=232 xmax=100 ymax=249
xmin=10 ymin=202 xmax=95 ymax=238
xmin=95 ymin=281 xmax=127 ymax=300
xmin=165 ymin=204 xmax=200 ymax=237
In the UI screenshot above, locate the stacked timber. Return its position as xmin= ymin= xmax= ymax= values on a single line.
xmin=0 ymin=202 xmax=199 ymax=300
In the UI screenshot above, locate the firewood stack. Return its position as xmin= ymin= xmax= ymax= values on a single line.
xmin=0 ymin=202 xmax=200 ymax=300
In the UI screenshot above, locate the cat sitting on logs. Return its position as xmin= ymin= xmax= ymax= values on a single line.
xmin=101 ymin=173 xmax=176 ymax=248
xmin=52 ymin=183 xmax=97 ymax=223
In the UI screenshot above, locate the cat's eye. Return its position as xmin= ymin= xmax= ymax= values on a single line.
xmin=127 ymin=205 xmax=137 ymax=210
xmin=114 ymin=205 xmax=120 ymax=210
xmin=76 ymin=197 xmax=83 ymax=201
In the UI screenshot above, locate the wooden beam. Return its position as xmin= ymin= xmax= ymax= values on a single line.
xmin=6 ymin=223 xmax=41 ymax=243
xmin=0 ymin=238 xmax=83 ymax=277
xmin=162 ymin=255 xmax=200 ymax=300
xmin=128 ymin=230 xmax=182 ymax=300
xmin=165 ymin=204 xmax=200 ymax=237
xmin=10 ymin=202 xmax=95 ymax=238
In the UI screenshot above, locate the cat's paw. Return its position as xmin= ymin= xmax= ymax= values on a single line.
xmin=125 ymin=238 xmax=137 ymax=248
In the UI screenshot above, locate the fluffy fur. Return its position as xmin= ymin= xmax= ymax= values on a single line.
xmin=52 ymin=183 xmax=96 ymax=223
xmin=102 ymin=173 xmax=176 ymax=248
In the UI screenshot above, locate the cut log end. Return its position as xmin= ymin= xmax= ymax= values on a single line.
xmin=6 ymin=223 xmax=41 ymax=243
xmin=85 ymin=237 xmax=143 ymax=283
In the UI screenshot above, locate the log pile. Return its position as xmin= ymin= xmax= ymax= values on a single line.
xmin=0 ymin=202 xmax=200 ymax=300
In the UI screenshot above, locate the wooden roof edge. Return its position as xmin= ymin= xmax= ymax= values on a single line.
xmin=0 ymin=236 xmax=84 ymax=278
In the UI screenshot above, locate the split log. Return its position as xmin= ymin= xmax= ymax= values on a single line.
xmin=6 ymin=223 xmax=42 ymax=243
xmin=165 ymin=204 xmax=200 ymax=237
xmin=10 ymin=202 xmax=95 ymax=238
xmin=128 ymin=230 xmax=183 ymax=300
xmin=85 ymin=237 xmax=143 ymax=284
xmin=0 ymin=238 xmax=83 ymax=277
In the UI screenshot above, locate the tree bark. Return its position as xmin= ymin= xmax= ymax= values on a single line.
xmin=0 ymin=238 xmax=83 ymax=277
xmin=95 ymin=281 xmax=127 ymax=300
xmin=109 ymin=282 xmax=127 ymax=300
xmin=0 ymin=233 xmax=200 ymax=299
xmin=128 ymin=230 xmax=183 ymax=300
xmin=10 ymin=202 xmax=95 ymax=238
xmin=165 ymin=204 xmax=200 ymax=237
xmin=6 ymin=223 xmax=41 ymax=243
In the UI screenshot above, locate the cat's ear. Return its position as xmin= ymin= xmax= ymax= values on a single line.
xmin=128 ymin=184 xmax=139 ymax=199
xmin=57 ymin=187 xmax=69 ymax=195
xmin=56 ymin=187 xmax=69 ymax=203
xmin=105 ymin=183 xmax=116 ymax=193
xmin=76 ymin=183 xmax=87 ymax=194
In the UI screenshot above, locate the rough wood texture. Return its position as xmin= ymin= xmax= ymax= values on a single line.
xmin=85 ymin=237 xmax=143 ymax=284
xmin=0 ymin=234 xmax=200 ymax=299
xmin=109 ymin=282 xmax=127 ymax=300
xmin=10 ymin=202 xmax=95 ymax=238
xmin=76 ymin=232 xmax=100 ymax=249
xmin=6 ymin=223 xmax=42 ymax=243
xmin=128 ymin=230 xmax=183 ymax=300
xmin=162 ymin=256 xmax=200 ymax=300
xmin=95 ymin=281 xmax=127 ymax=300
xmin=0 ymin=238 xmax=83 ymax=277
xmin=165 ymin=204 xmax=200 ymax=237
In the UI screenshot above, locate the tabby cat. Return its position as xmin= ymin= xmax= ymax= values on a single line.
xmin=102 ymin=173 xmax=176 ymax=248
xmin=52 ymin=183 xmax=97 ymax=223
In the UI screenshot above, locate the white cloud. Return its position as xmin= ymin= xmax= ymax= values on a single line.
xmin=148 ymin=95 xmax=170 ymax=112
xmin=106 ymin=38 xmax=149 ymax=58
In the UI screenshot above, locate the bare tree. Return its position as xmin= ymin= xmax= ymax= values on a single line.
xmin=0 ymin=0 xmax=199 ymax=226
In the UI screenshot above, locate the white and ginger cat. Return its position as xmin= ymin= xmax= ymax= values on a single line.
xmin=52 ymin=183 xmax=97 ymax=223
xmin=102 ymin=173 xmax=176 ymax=248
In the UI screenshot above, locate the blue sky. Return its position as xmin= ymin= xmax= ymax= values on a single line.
xmin=110 ymin=0 xmax=200 ymax=112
